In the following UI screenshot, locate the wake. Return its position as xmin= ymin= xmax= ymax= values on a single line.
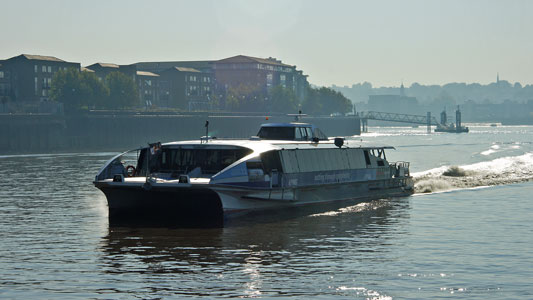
xmin=413 ymin=153 xmax=533 ymax=193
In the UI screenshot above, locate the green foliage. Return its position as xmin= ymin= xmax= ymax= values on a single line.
xmin=83 ymin=72 xmax=109 ymax=109
xmin=302 ymin=87 xmax=322 ymax=114
xmin=208 ymin=93 xmax=221 ymax=111
xmin=269 ymin=85 xmax=298 ymax=113
xmin=224 ymin=84 xmax=300 ymax=113
xmin=302 ymin=86 xmax=352 ymax=115
xmin=105 ymin=72 xmax=139 ymax=109
xmin=51 ymin=69 xmax=138 ymax=112
xmin=225 ymin=84 xmax=264 ymax=112
xmin=50 ymin=68 xmax=90 ymax=112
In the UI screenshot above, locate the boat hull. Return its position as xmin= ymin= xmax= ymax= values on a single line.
xmin=96 ymin=177 xmax=413 ymax=226
xmin=97 ymin=184 xmax=224 ymax=227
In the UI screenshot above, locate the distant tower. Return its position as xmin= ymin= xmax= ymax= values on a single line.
xmin=497 ymin=72 xmax=500 ymax=84
xmin=456 ymin=105 xmax=462 ymax=130
xmin=400 ymin=81 xmax=405 ymax=97
xmin=440 ymin=107 xmax=447 ymax=125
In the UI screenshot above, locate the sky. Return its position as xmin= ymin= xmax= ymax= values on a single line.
xmin=1 ymin=0 xmax=532 ymax=87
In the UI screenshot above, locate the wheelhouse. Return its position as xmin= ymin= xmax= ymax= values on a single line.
xmin=257 ymin=123 xmax=328 ymax=141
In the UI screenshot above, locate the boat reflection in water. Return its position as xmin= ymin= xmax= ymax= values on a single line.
xmin=98 ymin=198 xmax=411 ymax=297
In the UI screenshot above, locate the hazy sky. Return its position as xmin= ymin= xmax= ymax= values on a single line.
xmin=2 ymin=0 xmax=532 ymax=87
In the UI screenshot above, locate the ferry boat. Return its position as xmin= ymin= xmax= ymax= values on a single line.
xmin=94 ymin=122 xmax=414 ymax=225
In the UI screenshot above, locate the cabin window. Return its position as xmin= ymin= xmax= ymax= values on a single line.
xmin=136 ymin=147 xmax=252 ymax=177
xmin=260 ymin=150 xmax=284 ymax=173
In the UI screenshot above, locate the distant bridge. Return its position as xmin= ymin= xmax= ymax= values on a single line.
xmin=359 ymin=111 xmax=441 ymax=133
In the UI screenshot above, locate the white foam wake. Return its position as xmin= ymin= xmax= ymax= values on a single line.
xmin=413 ymin=153 xmax=533 ymax=193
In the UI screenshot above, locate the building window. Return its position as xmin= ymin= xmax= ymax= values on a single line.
xmin=266 ymin=73 xmax=273 ymax=87
xmin=47 ymin=66 xmax=52 ymax=73
xmin=280 ymin=74 xmax=286 ymax=88
xmin=42 ymin=65 xmax=46 ymax=72
xmin=34 ymin=65 xmax=38 ymax=73
xmin=0 ymin=71 xmax=3 ymax=79
xmin=34 ymin=77 xmax=38 ymax=95
xmin=41 ymin=78 xmax=52 ymax=88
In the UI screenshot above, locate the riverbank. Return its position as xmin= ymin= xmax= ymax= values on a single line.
xmin=0 ymin=112 xmax=361 ymax=154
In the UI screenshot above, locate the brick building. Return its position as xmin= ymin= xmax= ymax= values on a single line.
xmin=0 ymin=61 xmax=11 ymax=103
xmin=0 ymin=54 xmax=80 ymax=102
xmin=157 ymin=67 xmax=213 ymax=109
xmin=135 ymin=60 xmax=214 ymax=109
xmin=85 ymin=63 xmax=136 ymax=82
xmin=135 ymin=60 xmax=214 ymax=74
xmin=213 ymin=55 xmax=308 ymax=102
xmin=136 ymin=71 xmax=160 ymax=107
xmin=0 ymin=53 xmax=309 ymax=112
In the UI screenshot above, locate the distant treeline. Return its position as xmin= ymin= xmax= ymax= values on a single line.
xmin=331 ymin=81 xmax=533 ymax=124
xmin=332 ymin=81 xmax=533 ymax=105
xmin=51 ymin=68 xmax=139 ymax=113
xmin=49 ymin=68 xmax=352 ymax=115
xmin=225 ymin=84 xmax=351 ymax=115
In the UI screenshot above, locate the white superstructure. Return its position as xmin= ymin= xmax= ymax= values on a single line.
xmin=94 ymin=122 xmax=413 ymax=225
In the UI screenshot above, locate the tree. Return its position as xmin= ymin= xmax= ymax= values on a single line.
xmin=106 ymin=71 xmax=139 ymax=109
xmin=225 ymin=84 xmax=264 ymax=112
xmin=82 ymin=72 xmax=109 ymax=109
xmin=50 ymin=68 xmax=96 ymax=113
xmin=302 ymin=86 xmax=352 ymax=115
xmin=269 ymin=85 xmax=298 ymax=113
xmin=50 ymin=68 xmax=109 ymax=112
xmin=302 ymin=87 xmax=321 ymax=114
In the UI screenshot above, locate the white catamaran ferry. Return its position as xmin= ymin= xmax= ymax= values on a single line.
xmin=94 ymin=122 xmax=413 ymax=225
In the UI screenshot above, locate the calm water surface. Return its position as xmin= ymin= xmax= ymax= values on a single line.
xmin=1 ymin=125 xmax=532 ymax=299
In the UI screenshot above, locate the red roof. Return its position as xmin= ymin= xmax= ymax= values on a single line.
xmin=216 ymin=55 xmax=293 ymax=67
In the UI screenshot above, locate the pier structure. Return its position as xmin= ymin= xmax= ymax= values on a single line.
xmin=359 ymin=111 xmax=440 ymax=133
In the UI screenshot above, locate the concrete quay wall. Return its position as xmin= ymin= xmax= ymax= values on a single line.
xmin=0 ymin=113 xmax=361 ymax=154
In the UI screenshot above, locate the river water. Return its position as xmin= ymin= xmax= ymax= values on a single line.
xmin=1 ymin=125 xmax=532 ymax=299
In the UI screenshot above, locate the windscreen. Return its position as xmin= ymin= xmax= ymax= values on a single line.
xmin=137 ymin=147 xmax=252 ymax=176
xmin=257 ymin=127 xmax=295 ymax=140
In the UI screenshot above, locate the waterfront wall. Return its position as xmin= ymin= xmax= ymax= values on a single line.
xmin=0 ymin=113 xmax=361 ymax=154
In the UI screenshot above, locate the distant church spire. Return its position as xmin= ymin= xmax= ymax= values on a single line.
xmin=400 ymin=80 xmax=405 ymax=97
xmin=497 ymin=72 xmax=500 ymax=84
